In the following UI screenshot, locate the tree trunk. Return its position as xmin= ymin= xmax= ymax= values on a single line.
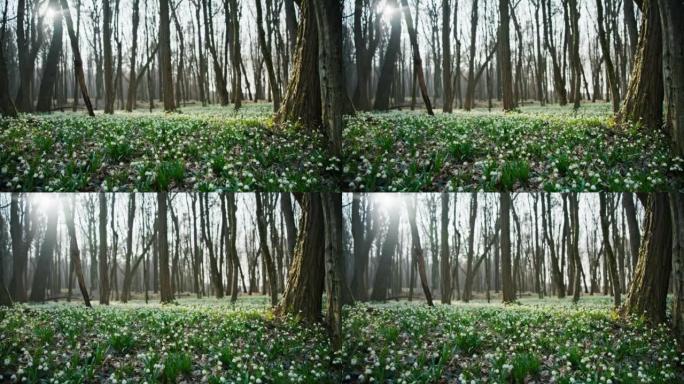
xmin=256 ymin=193 xmax=279 ymax=307
xmin=671 ymin=192 xmax=684 ymax=344
xmin=158 ymin=193 xmax=174 ymax=303
xmin=400 ymin=0 xmax=434 ymax=115
xmin=440 ymin=193 xmax=451 ymax=303
xmin=278 ymin=193 xmax=325 ymax=323
xmin=442 ymin=0 xmax=453 ymax=112
xmin=322 ymin=193 xmax=343 ymax=351
xmin=622 ymin=192 xmax=641 ymax=273
xmin=498 ymin=0 xmax=515 ymax=111
xmin=500 ymin=193 xmax=516 ymax=303
xmin=226 ymin=194 xmax=240 ymax=303
xmin=623 ymin=194 xmax=672 ymax=323
xmin=659 ymin=0 xmax=684 ymax=156
xmin=596 ymin=0 xmax=621 ymax=112
xmin=59 ymin=0 xmax=95 ymax=116
xmin=407 ymin=197 xmax=434 ymax=306
xmin=102 ymin=0 xmax=114 ymax=113
xmin=159 ymin=0 xmax=175 ymax=111
xmin=64 ymin=196 xmax=91 ymax=307
xmin=370 ymin=208 xmax=400 ymax=301
xmin=98 ymin=193 xmax=110 ymax=304
xmin=29 ymin=205 xmax=58 ymax=302
xmin=255 ymin=0 xmax=281 ymax=111
xmin=125 ymin=0 xmax=140 ymax=111
xmin=36 ymin=0 xmax=63 ymax=112
xmin=374 ymin=0 xmax=402 ymax=111
xmin=599 ymin=193 xmax=621 ymax=307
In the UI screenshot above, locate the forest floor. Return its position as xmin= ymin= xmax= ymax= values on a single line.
xmin=1 ymin=102 xmax=682 ymax=192
xmin=1 ymin=295 xmax=681 ymax=383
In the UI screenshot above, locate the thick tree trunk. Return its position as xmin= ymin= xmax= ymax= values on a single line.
xmin=374 ymin=0 xmax=402 ymax=111
xmin=498 ymin=0 xmax=515 ymax=111
xmin=440 ymin=193 xmax=451 ymax=303
xmin=623 ymin=194 xmax=672 ymax=324
xmin=618 ymin=0 xmax=663 ymax=130
xmin=278 ymin=193 xmax=325 ymax=323
xmin=125 ymin=0 xmax=140 ymax=111
xmin=442 ymin=0 xmax=453 ymax=112
xmin=158 ymin=193 xmax=174 ymax=303
xmin=370 ymin=208 xmax=401 ymax=301
xmin=29 ymin=205 xmax=58 ymax=302
xmin=36 ymin=0 xmax=63 ymax=112
xmin=159 ymin=0 xmax=175 ymax=111
xmin=622 ymin=193 xmax=641 ymax=272
xmin=322 ymin=193 xmax=343 ymax=351
xmin=671 ymin=192 xmax=684 ymax=344
xmin=659 ymin=0 xmax=684 ymax=155
xmin=103 ymin=0 xmax=114 ymax=113
xmin=276 ymin=0 xmax=322 ymax=131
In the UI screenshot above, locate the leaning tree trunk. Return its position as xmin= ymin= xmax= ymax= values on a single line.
xmin=618 ymin=0 xmax=663 ymax=130
xmin=400 ymin=0 xmax=434 ymax=115
xmin=659 ymin=0 xmax=684 ymax=156
xmin=60 ymin=0 xmax=95 ymax=116
xmin=407 ymin=197 xmax=434 ymax=306
xmin=278 ymin=193 xmax=325 ymax=323
xmin=623 ymin=194 xmax=672 ymax=324
xmin=64 ymin=196 xmax=91 ymax=307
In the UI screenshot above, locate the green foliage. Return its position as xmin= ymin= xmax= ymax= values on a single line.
xmin=162 ymin=352 xmax=192 ymax=382
xmin=510 ymin=352 xmax=541 ymax=383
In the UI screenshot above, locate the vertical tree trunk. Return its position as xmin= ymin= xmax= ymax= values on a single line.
xmin=36 ymin=0 xmax=63 ymax=112
xmin=542 ymin=194 xmax=565 ymax=297
xmin=322 ymin=192 xmax=343 ymax=351
xmin=370 ymin=208 xmax=400 ymax=301
xmin=658 ymin=0 xmax=684 ymax=156
xmin=623 ymin=194 xmax=672 ymax=323
xmin=279 ymin=193 xmax=325 ymax=323
xmin=596 ymin=0 xmax=621 ymax=112
xmin=99 ymin=192 xmax=110 ymax=304
xmin=440 ymin=193 xmax=451 ymax=303
xmin=228 ymin=0 xmax=242 ymax=109
xmin=103 ymin=0 xmax=114 ymax=113
xmin=29 ymin=204 xmax=58 ymax=302
xmin=226 ymin=193 xmax=240 ymax=303
xmin=126 ymin=0 xmax=140 ymax=111
xmin=374 ymin=0 xmax=402 ymax=111
xmin=671 ymin=192 xmax=684 ymax=344
xmin=599 ymin=193 xmax=621 ymax=307
xmin=622 ymin=192 xmax=641 ymax=272
xmin=442 ymin=0 xmax=453 ymax=112
xmin=255 ymin=193 xmax=278 ymax=307
xmin=121 ymin=194 xmax=135 ymax=303
xmin=569 ymin=193 xmax=581 ymax=302
xmin=158 ymin=193 xmax=174 ymax=303
xmin=159 ymin=0 xmax=175 ymax=111
xmin=255 ymin=0 xmax=281 ymax=111
xmin=498 ymin=0 xmax=515 ymax=111
xmin=500 ymin=193 xmax=516 ymax=303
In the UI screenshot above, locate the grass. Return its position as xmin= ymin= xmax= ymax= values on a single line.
xmin=1 ymin=102 xmax=682 ymax=192
xmin=0 ymin=296 xmax=681 ymax=383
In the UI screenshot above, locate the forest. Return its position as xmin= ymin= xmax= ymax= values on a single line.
xmin=0 ymin=0 xmax=682 ymax=191
xmin=0 ymin=192 xmax=683 ymax=382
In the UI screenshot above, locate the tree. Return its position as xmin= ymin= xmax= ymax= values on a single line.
xmin=103 ymin=0 xmax=114 ymax=113
xmin=321 ymin=193 xmax=343 ymax=350
xmin=351 ymin=194 xmax=376 ymax=301
xmin=442 ymin=0 xmax=453 ymax=112
xmin=568 ymin=193 xmax=581 ymax=303
xmin=400 ymin=0 xmax=434 ymax=115
xmin=158 ymin=193 xmax=174 ymax=303
xmin=595 ymin=0 xmax=621 ymax=112
xmin=200 ymin=194 xmax=223 ymax=297
xmin=599 ymin=193 xmax=620 ymax=307
xmin=29 ymin=201 xmax=58 ymax=302
xmin=658 ymin=0 xmax=684 ymax=156
xmin=374 ymin=0 xmax=402 ymax=111
xmin=498 ymin=0 xmax=515 ymax=111
xmin=228 ymin=0 xmax=242 ymax=109
xmin=35 ymin=0 xmax=63 ymax=112
xmin=255 ymin=0 xmax=281 ymax=111
xmin=618 ymin=0 xmax=662 ymax=130
xmin=542 ymin=195 xmax=564 ymax=297
xmin=370 ymin=206 xmax=400 ymax=301
xmin=64 ymin=196 xmax=92 ymax=307
xmin=500 ymin=193 xmax=515 ymax=303
xmin=440 ymin=193 xmax=451 ymax=304
xmin=99 ymin=193 xmax=110 ymax=304
xmin=125 ymin=0 xmax=140 ymax=111
xmin=159 ymin=0 xmax=175 ymax=111
xmin=15 ymin=0 xmax=45 ymax=112
xmin=278 ymin=193 xmax=325 ymax=323
xmin=255 ymin=193 xmax=278 ymax=307
xmin=623 ymin=194 xmax=671 ymax=323
xmin=622 ymin=193 xmax=640 ymax=275
xmin=353 ymin=0 xmax=380 ymax=110
xmin=407 ymin=196 xmax=433 ymax=306
xmin=671 ymin=192 xmax=684 ymax=344
xmin=226 ymin=194 xmax=240 ymax=303
xmin=60 ymin=0 xmax=95 ymax=116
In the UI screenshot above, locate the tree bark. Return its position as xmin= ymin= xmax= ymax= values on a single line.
xmin=400 ymin=0 xmax=434 ymax=115
xmin=498 ymin=0 xmax=515 ymax=111
xmin=596 ymin=0 xmax=621 ymax=112
xmin=158 ymin=193 xmax=174 ymax=303
xmin=440 ymin=193 xmax=451 ymax=304
xmin=159 ymin=0 xmax=175 ymax=111
xmin=36 ymin=0 xmax=63 ymax=112
xmin=599 ymin=193 xmax=621 ymax=307
xmin=407 ymin=197 xmax=434 ymax=306
xmin=255 ymin=0 xmax=281 ymax=111
xmin=29 ymin=203 xmax=58 ymax=302
xmin=658 ymin=0 xmax=684 ymax=155
xmin=623 ymin=194 xmax=672 ymax=323
xmin=322 ymin=193 xmax=343 ymax=351
xmin=256 ymin=193 xmax=279 ymax=307
xmin=64 ymin=196 xmax=92 ymax=307
xmin=370 ymin=207 xmax=400 ymax=301
xmin=374 ymin=0 xmax=402 ymax=111
xmin=98 ymin=193 xmax=110 ymax=304
xmin=671 ymin=192 xmax=684 ymax=344
xmin=500 ymin=193 xmax=516 ymax=303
